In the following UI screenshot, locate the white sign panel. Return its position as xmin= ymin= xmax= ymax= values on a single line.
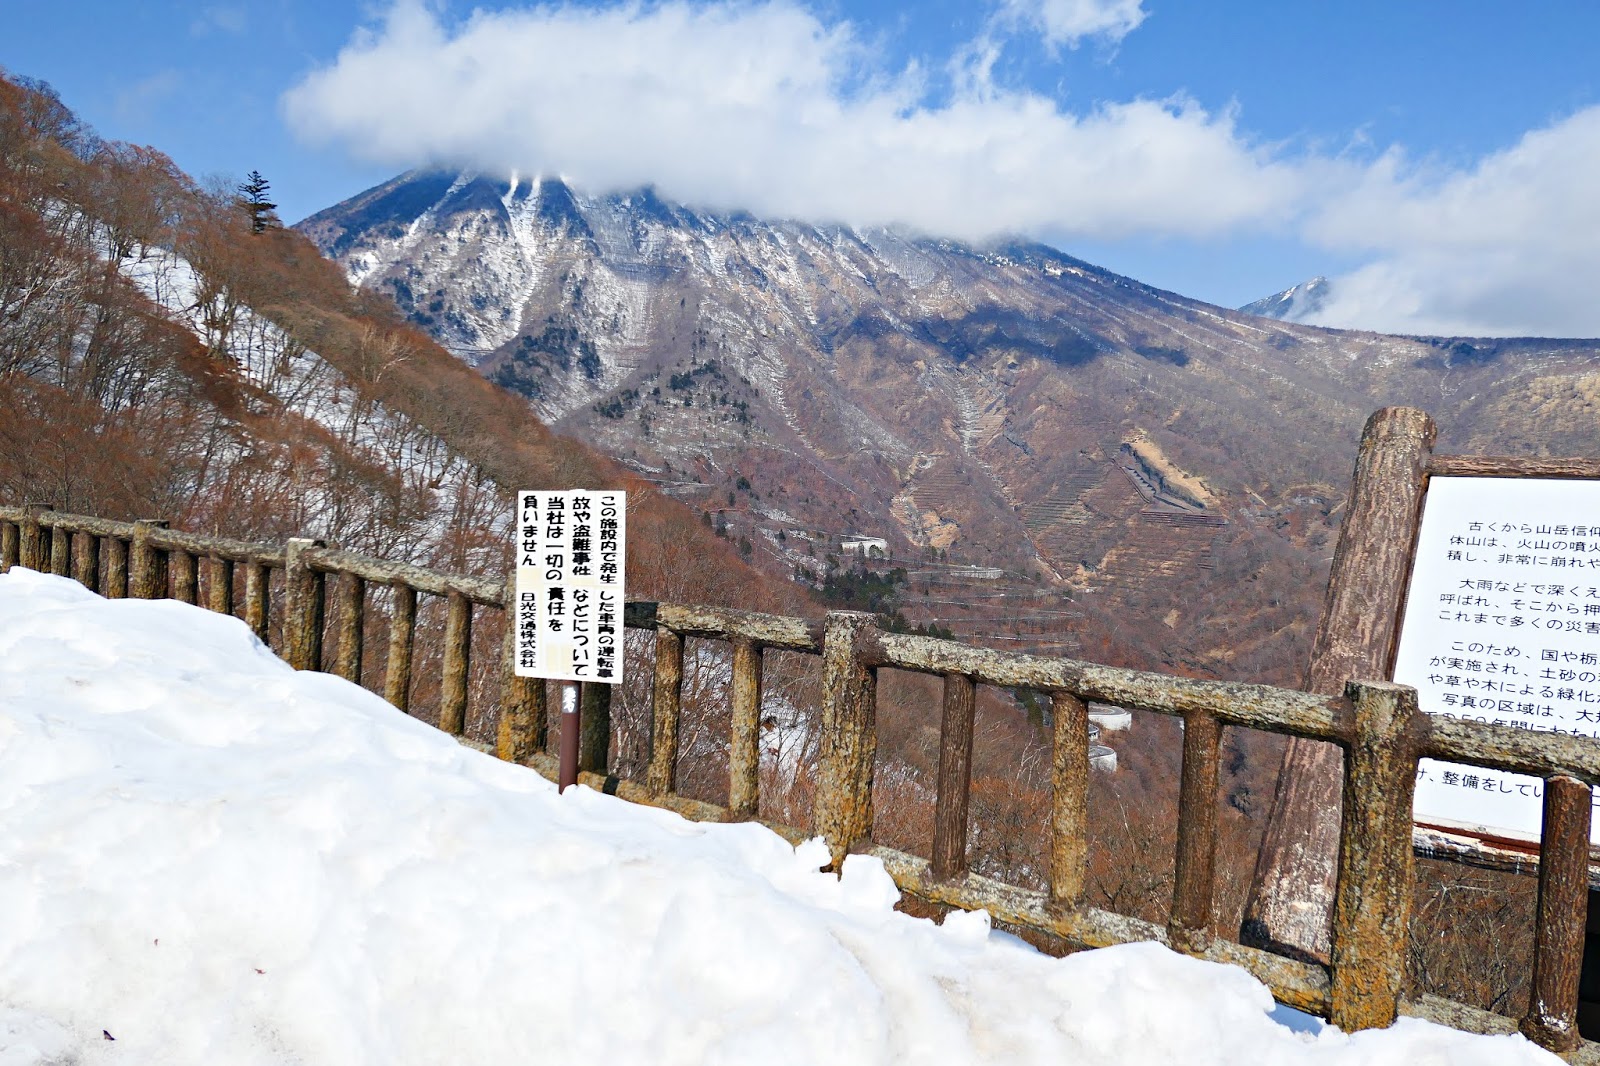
xmin=1394 ymin=476 xmax=1600 ymax=844
xmin=514 ymin=490 xmax=626 ymax=684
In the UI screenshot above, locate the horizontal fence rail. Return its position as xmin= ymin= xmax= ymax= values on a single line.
xmin=3 ymin=504 xmax=1597 ymax=1058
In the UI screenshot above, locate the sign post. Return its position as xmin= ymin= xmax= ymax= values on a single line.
xmin=514 ymin=489 xmax=626 ymax=792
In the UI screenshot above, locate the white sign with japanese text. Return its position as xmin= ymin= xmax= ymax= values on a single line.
xmin=1394 ymin=476 xmax=1600 ymax=844
xmin=514 ymin=490 xmax=626 ymax=684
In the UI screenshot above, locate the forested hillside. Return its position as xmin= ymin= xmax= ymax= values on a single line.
xmin=0 ymin=73 xmax=769 ymax=605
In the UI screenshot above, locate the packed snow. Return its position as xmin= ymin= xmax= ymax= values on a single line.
xmin=0 ymin=570 xmax=1561 ymax=1064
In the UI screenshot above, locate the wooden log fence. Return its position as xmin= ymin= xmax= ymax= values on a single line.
xmin=2 ymin=504 xmax=1598 ymax=1059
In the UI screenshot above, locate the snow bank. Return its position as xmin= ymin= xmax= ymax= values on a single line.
xmin=0 ymin=571 xmax=1560 ymax=1064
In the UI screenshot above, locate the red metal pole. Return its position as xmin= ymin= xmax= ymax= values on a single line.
xmin=559 ymin=682 xmax=580 ymax=792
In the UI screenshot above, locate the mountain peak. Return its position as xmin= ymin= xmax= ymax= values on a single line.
xmin=1239 ymin=275 xmax=1331 ymax=322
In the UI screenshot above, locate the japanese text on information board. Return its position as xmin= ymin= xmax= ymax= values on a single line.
xmin=514 ymin=490 xmax=626 ymax=684
xmin=1394 ymin=476 xmax=1600 ymax=844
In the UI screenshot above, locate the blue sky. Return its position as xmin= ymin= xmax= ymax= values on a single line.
xmin=6 ymin=2 xmax=1600 ymax=336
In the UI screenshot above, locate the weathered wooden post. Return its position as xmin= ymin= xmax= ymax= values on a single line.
xmin=129 ymin=519 xmax=170 ymax=599
xmin=931 ymin=672 xmax=977 ymax=880
xmin=1327 ymin=680 xmax=1424 ymax=1032
xmin=207 ymin=556 xmax=234 ymax=615
xmin=1520 ymin=776 xmax=1591 ymax=1052
xmin=813 ymin=611 xmax=878 ymax=871
xmin=0 ymin=519 xmax=18 ymax=571
xmin=171 ymin=549 xmax=199 ymax=604
xmin=332 ymin=571 xmax=365 ymax=684
xmin=728 ymin=637 xmax=765 ymax=820
xmin=439 ymin=590 xmax=471 ymax=735
xmin=1244 ymin=407 xmax=1436 ymax=961
xmin=646 ymin=626 xmax=685 ymax=795
xmin=578 ymin=681 xmax=611 ymax=773
xmin=18 ymin=503 xmax=47 ymax=571
xmin=496 ymin=573 xmax=546 ymax=764
xmin=382 ymin=583 xmax=416 ymax=712
xmin=71 ymin=532 xmax=99 ymax=592
xmin=48 ymin=521 xmax=69 ymax=578
xmin=282 ymin=537 xmax=326 ymax=671
xmin=243 ymin=561 xmax=269 ymax=642
xmin=1169 ymin=710 xmax=1222 ymax=953
xmin=102 ymin=536 xmax=128 ymax=598
xmin=1048 ymin=691 xmax=1090 ymax=910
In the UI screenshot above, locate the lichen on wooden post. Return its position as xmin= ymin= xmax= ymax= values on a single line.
xmin=1519 ymin=775 xmax=1591 ymax=1053
xmin=646 ymin=627 xmax=684 ymax=795
xmin=18 ymin=504 xmax=46 ymax=571
xmin=1049 ymin=691 xmax=1090 ymax=910
xmin=282 ymin=538 xmax=326 ymax=671
xmin=931 ymin=672 xmax=977 ymax=881
xmin=728 ymin=637 xmax=765 ymax=820
xmin=48 ymin=522 xmax=69 ymax=577
xmin=129 ymin=520 xmax=170 ymax=600
xmin=812 ymin=611 xmax=878 ymax=871
xmin=72 ymin=532 xmax=100 ymax=593
xmin=383 ymin=583 xmax=417 ymax=713
xmin=332 ymin=571 xmax=365 ymax=684
xmin=1328 ymin=680 xmax=1425 ymax=1032
xmin=207 ymin=557 xmax=234 ymax=616
xmin=103 ymin=537 xmax=128 ymax=599
xmin=439 ymin=590 xmax=472 ymax=735
xmin=578 ymin=681 xmax=611 ymax=774
xmin=171 ymin=550 xmax=199 ymax=604
xmin=497 ymin=574 xmax=546 ymax=764
xmin=243 ymin=562 xmax=269 ymax=642
xmin=0 ymin=521 xmax=17 ymax=572
xmin=1170 ymin=711 xmax=1222 ymax=954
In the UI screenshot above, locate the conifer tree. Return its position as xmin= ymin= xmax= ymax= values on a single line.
xmin=237 ymin=170 xmax=278 ymax=233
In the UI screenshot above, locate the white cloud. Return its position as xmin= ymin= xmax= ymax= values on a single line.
xmin=1300 ymin=107 xmax=1600 ymax=337
xmin=282 ymin=1 xmax=1600 ymax=338
xmin=996 ymin=0 xmax=1147 ymax=49
xmin=281 ymin=0 xmax=1310 ymax=243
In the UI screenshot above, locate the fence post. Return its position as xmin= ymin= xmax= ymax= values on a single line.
xmin=646 ymin=627 xmax=684 ymax=795
xmin=171 ymin=550 xmax=198 ymax=604
xmin=382 ymin=583 xmax=416 ymax=712
xmin=282 ymin=538 xmax=326 ymax=671
xmin=129 ymin=520 xmax=169 ymax=599
xmin=1170 ymin=711 xmax=1222 ymax=953
xmin=1520 ymin=775 xmax=1591 ymax=1053
xmin=332 ymin=571 xmax=365 ymax=684
xmin=578 ymin=681 xmax=611 ymax=773
xmin=497 ymin=573 xmax=547 ymax=763
xmin=931 ymin=672 xmax=977 ymax=880
xmin=728 ymin=637 xmax=765 ymax=820
xmin=1328 ymin=680 xmax=1424 ymax=1032
xmin=18 ymin=503 xmax=47 ymax=571
xmin=243 ymin=562 xmax=269 ymax=642
xmin=0 ymin=519 xmax=17 ymax=571
xmin=439 ymin=590 xmax=471 ymax=735
xmin=49 ymin=521 xmax=69 ymax=578
xmin=103 ymin=536 xmax=128 ymax=598
xmin=207 ymin=556 xmax=234 ymax=615
xmin=1049 ymin=691 xmax=1090 ymax=910
xmin=813 ymin=611 xmax=878 ymax=871
xmin=72 ymin=532 xmax=100 ymax=592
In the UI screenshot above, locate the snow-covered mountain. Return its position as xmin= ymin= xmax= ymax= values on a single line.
xmin=1239 ymin=276 xmax=1333 ymax=323
xmin=301 ymin=169 xmax=1600 ymax=677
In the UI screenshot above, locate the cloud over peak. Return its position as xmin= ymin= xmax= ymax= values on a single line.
xmin=283 ymin=1 xmax=1600 ymax=338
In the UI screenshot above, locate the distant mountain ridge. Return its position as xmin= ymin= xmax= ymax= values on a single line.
xmin=300 ymin=168 xmax=1600 ymax=679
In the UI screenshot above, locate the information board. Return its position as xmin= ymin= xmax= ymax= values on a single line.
xmin=1394 ymin=476 xmax=1600 ymax=844
xmin=514 ymin=490 xmax=626 ymax=684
